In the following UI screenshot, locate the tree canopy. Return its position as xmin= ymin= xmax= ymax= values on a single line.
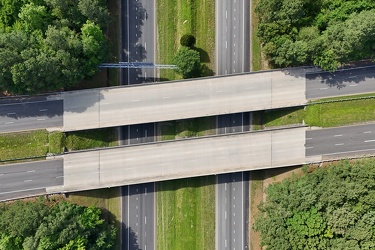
xmin=0 ymin=199 xmax=116 ymax=250
xmin=256 ymin=0 xmax=375 ymax=70
xmin=173 ymin=46 xmax=201 ymax=79
xmin=254 ymin=159 xmax=375 ymax=249
xmin=0 ymin=0 xmax=110 ymax=94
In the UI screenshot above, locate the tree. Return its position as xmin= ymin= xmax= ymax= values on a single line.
xmin=180 ymin=34 xmax=196 ymax=48
xmin=173 ymin=46 xmax=201 ymax=78
xmin=254 ymin=159 xmax=375 ymax=249
xmin=0 ymin=199 xmax=116 ymax=250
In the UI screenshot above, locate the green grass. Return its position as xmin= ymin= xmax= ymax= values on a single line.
xmin=157 ymin=176 xmax=215 ymax=250
xmin=253 ymin=94 xmax=375 ymax=129
xmin=251 ymin=0 xmax=262 ymax=71
xmin=263 ymin=107 xmax=305 ymax=128
xmin=66 ymin=188 xmax=121 ymax=250
xmin=157 ymin=0 xmax=215 ymax=80
xmin=159 ymin=117 xmax=215 ymax=141
xmin=48 ymin=131 xmax=65 ymax=154
xmin=65 ymin=128 xmax=118 ymax=151
xmin=0 ymin=130 xmax=49 ymax=161
xmin=305 ymin=98 xmax=375 ymax=127
xmin=309 ymin=93 xmax=375 ymax=103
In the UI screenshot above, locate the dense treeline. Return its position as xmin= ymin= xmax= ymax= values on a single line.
xmin=256 ymin=0 xmax=375 ymax=70
xmin=0 ymin=0 xmax=110 ymax=94
xmin=254 ymin=159 xmax=375 ymax=249
xmin=0 ymin=199 xmax=116 ymax=249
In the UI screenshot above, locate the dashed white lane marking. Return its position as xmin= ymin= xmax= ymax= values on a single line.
xmin=348 ymin=76 xmax=356 ymax=79
xmin=5 ymin=122 xmax=14 ymax=124
xmin=39 ymin=109 xmax=47 ymax=112
xmin=132 ymin=100 xmax=140 ymax=102
xmin=306 ymin=147 xmax=314 ymax=149
xmin=364 ymin=131 xmax=372 ymax=134
xmin=186 ymin=93 xmax=196 ymax=96
xmin=27 ymin=170 xmax=35 ymax=173
xmin=24 ymin=180 xmax=33 ymax=183
xmin=7 ymin=112 xmax=15 ymax=115
xmin=334 ymin=134 xmax=342 ymax=137
xmin=226 ymin=11 xmax=227 ymax=19
xmin=55 ymin=176 xmax=63 ymax=179
xmin=162 ymin=96 xmax=171 ymax=99
xmin=364 ymin=140 xmax=375 ymax=143
xmin=350 ymin=84 xmax=358 ymax=86
xmin=306 ymin=138 xmax=312 ymax=140
xmin=320 ymin=87 xmax=328 ymax=90
xmin=37 ymin=118 xmax=45 ymax=121
xmin=335 ymin=143 xmax=344 ymax=146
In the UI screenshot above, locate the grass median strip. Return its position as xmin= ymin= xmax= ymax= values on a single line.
xmin=157 ymin=176 xmax=215 ymax=250
xmin=159 ymin=117 xmax=215 ymax=141
xmin=65 ymin=127 xmax=118 ymax=151
xmin=157 ymin=0 xmax=215 ymax=80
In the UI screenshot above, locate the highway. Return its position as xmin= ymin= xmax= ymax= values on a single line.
xmin=120 ymin=1 xmax=157 ymax=249
xmin=122 ymin=0 xmax=156 ymax=85
xmin=217 ymin=172 xmax=249 ymax=250
xmin=0 ymin=96 xmax=62 ymax=133
xmin=216 ymin=0 xmax=250 ymax=75
xmin=217 ymin=113 xmax=251 ymax=135
xmin=306 ymin=124 xmax=375 ymax=159
xmin=0 ymin=159 xmax=63 ymax=201
xmin=306 ymin=65 xmax=375 ymax=99
xmin=121 ymin=183 xmax=155 ymax=250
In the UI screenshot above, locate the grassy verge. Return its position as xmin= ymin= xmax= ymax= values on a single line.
xmin=253 ymin=94 xmax=375 ymax=129
xmin=159 ymin=117 xmax=215 ymax=141
xmin=0 ymin=130 xmax=48 ymax=161
xmin=66 ymin=188 xmax=121 ymax=250
xmin=157 ymin=0 xmax=215 ymax=80
xmin=251 ymin=0 xmax=262 ymax=71
xmin=157 ymin=176 xmax=215 ymax=250
xmin=305 ymin=98 xmax=375 ymax=127
xmin=65 ymin=128 xmax=118 ymax=151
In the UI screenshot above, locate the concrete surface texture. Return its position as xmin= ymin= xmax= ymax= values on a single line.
xmin=62 ymin=71 xmax=306 ymax=131
xmin=53 ymin=127 xmax=306 ymax=192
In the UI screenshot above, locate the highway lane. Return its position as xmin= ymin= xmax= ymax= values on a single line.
xmin=217 ymin=172 xmax=249 ymax=250
xmin=0 ymin=99 xmax=63 ymax=133
xmin=306 ymin=124 xmax=375 ymax=159
xmin=217 ymin=112 xmax=251 ymax=135
xmin=306 ymin=65 xmax=375 ymax=99
xmin=122 ymin=0 xmax=156 ymax=85
xmin=0 ymin=159 xmax=63 ymax=201
xmin=122 ymin=183 xmax=155 ymax=250
xmin=216 ymin=0 xmax=250 ymax=75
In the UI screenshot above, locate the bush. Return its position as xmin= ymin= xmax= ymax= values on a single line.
xmin=180 ymin=34 xmax=196 ymax=47
xmin=173 ymin=47 xmax=201 ymax=78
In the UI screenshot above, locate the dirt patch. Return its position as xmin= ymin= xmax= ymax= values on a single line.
xmin=249 ymin=165 xmax=304 ymax=250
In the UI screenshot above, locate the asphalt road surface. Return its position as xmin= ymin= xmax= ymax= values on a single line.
xmin=122 ymin=183 xmax=155 ymax=250
xmin=0 ymin=98 xmax=63 ymax=133
xmin=216 ymin=0 xmax=250 ymax=75
xmin=0 ymin=159 xmax=63 ymax=201
xmin=306 ymin=124 xmax=375 ymax=158
xmin=217 ymin=172 xmax=249 ymax=250
xmin=217 ymin=112 xmax=250 ymax=135
xmin=306 ymin=65 xmax=375 ymax=99
xmin=122 ymin=0 xmax=156 ymax=85
xmin=121 ymin=123 xmax=155 ymax=145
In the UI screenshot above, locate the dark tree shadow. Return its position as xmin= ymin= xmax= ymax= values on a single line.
xmin=192 ymin=47 xmax=210 ymax=63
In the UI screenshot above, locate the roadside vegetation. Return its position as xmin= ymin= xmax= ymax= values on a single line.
xmin=158 ymin=117 xmax=215 ymax=141
xmin=254 ymin=158 xmax=375 ymax=249
xmin=0 ymin=128 xmax=118 ymax=162
xmin=0 ymin=197 xmax=116 ymax=249
xmin=253 ymin=94 xmax=375 ymax=129
xmin=255 ymin=0 xmax=375 ymax=70
xmin=157 ymin=176 xmax=215 ymax=250
xmin=157 ymin=0 xmax=215 ymax=80
xmin=0 ymin=0 xmax=110 ymax=94
xmin=250 ymin=0 xmax=263 ymax=71
xmin=66 ymin=188 xmax=121 ymax=250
